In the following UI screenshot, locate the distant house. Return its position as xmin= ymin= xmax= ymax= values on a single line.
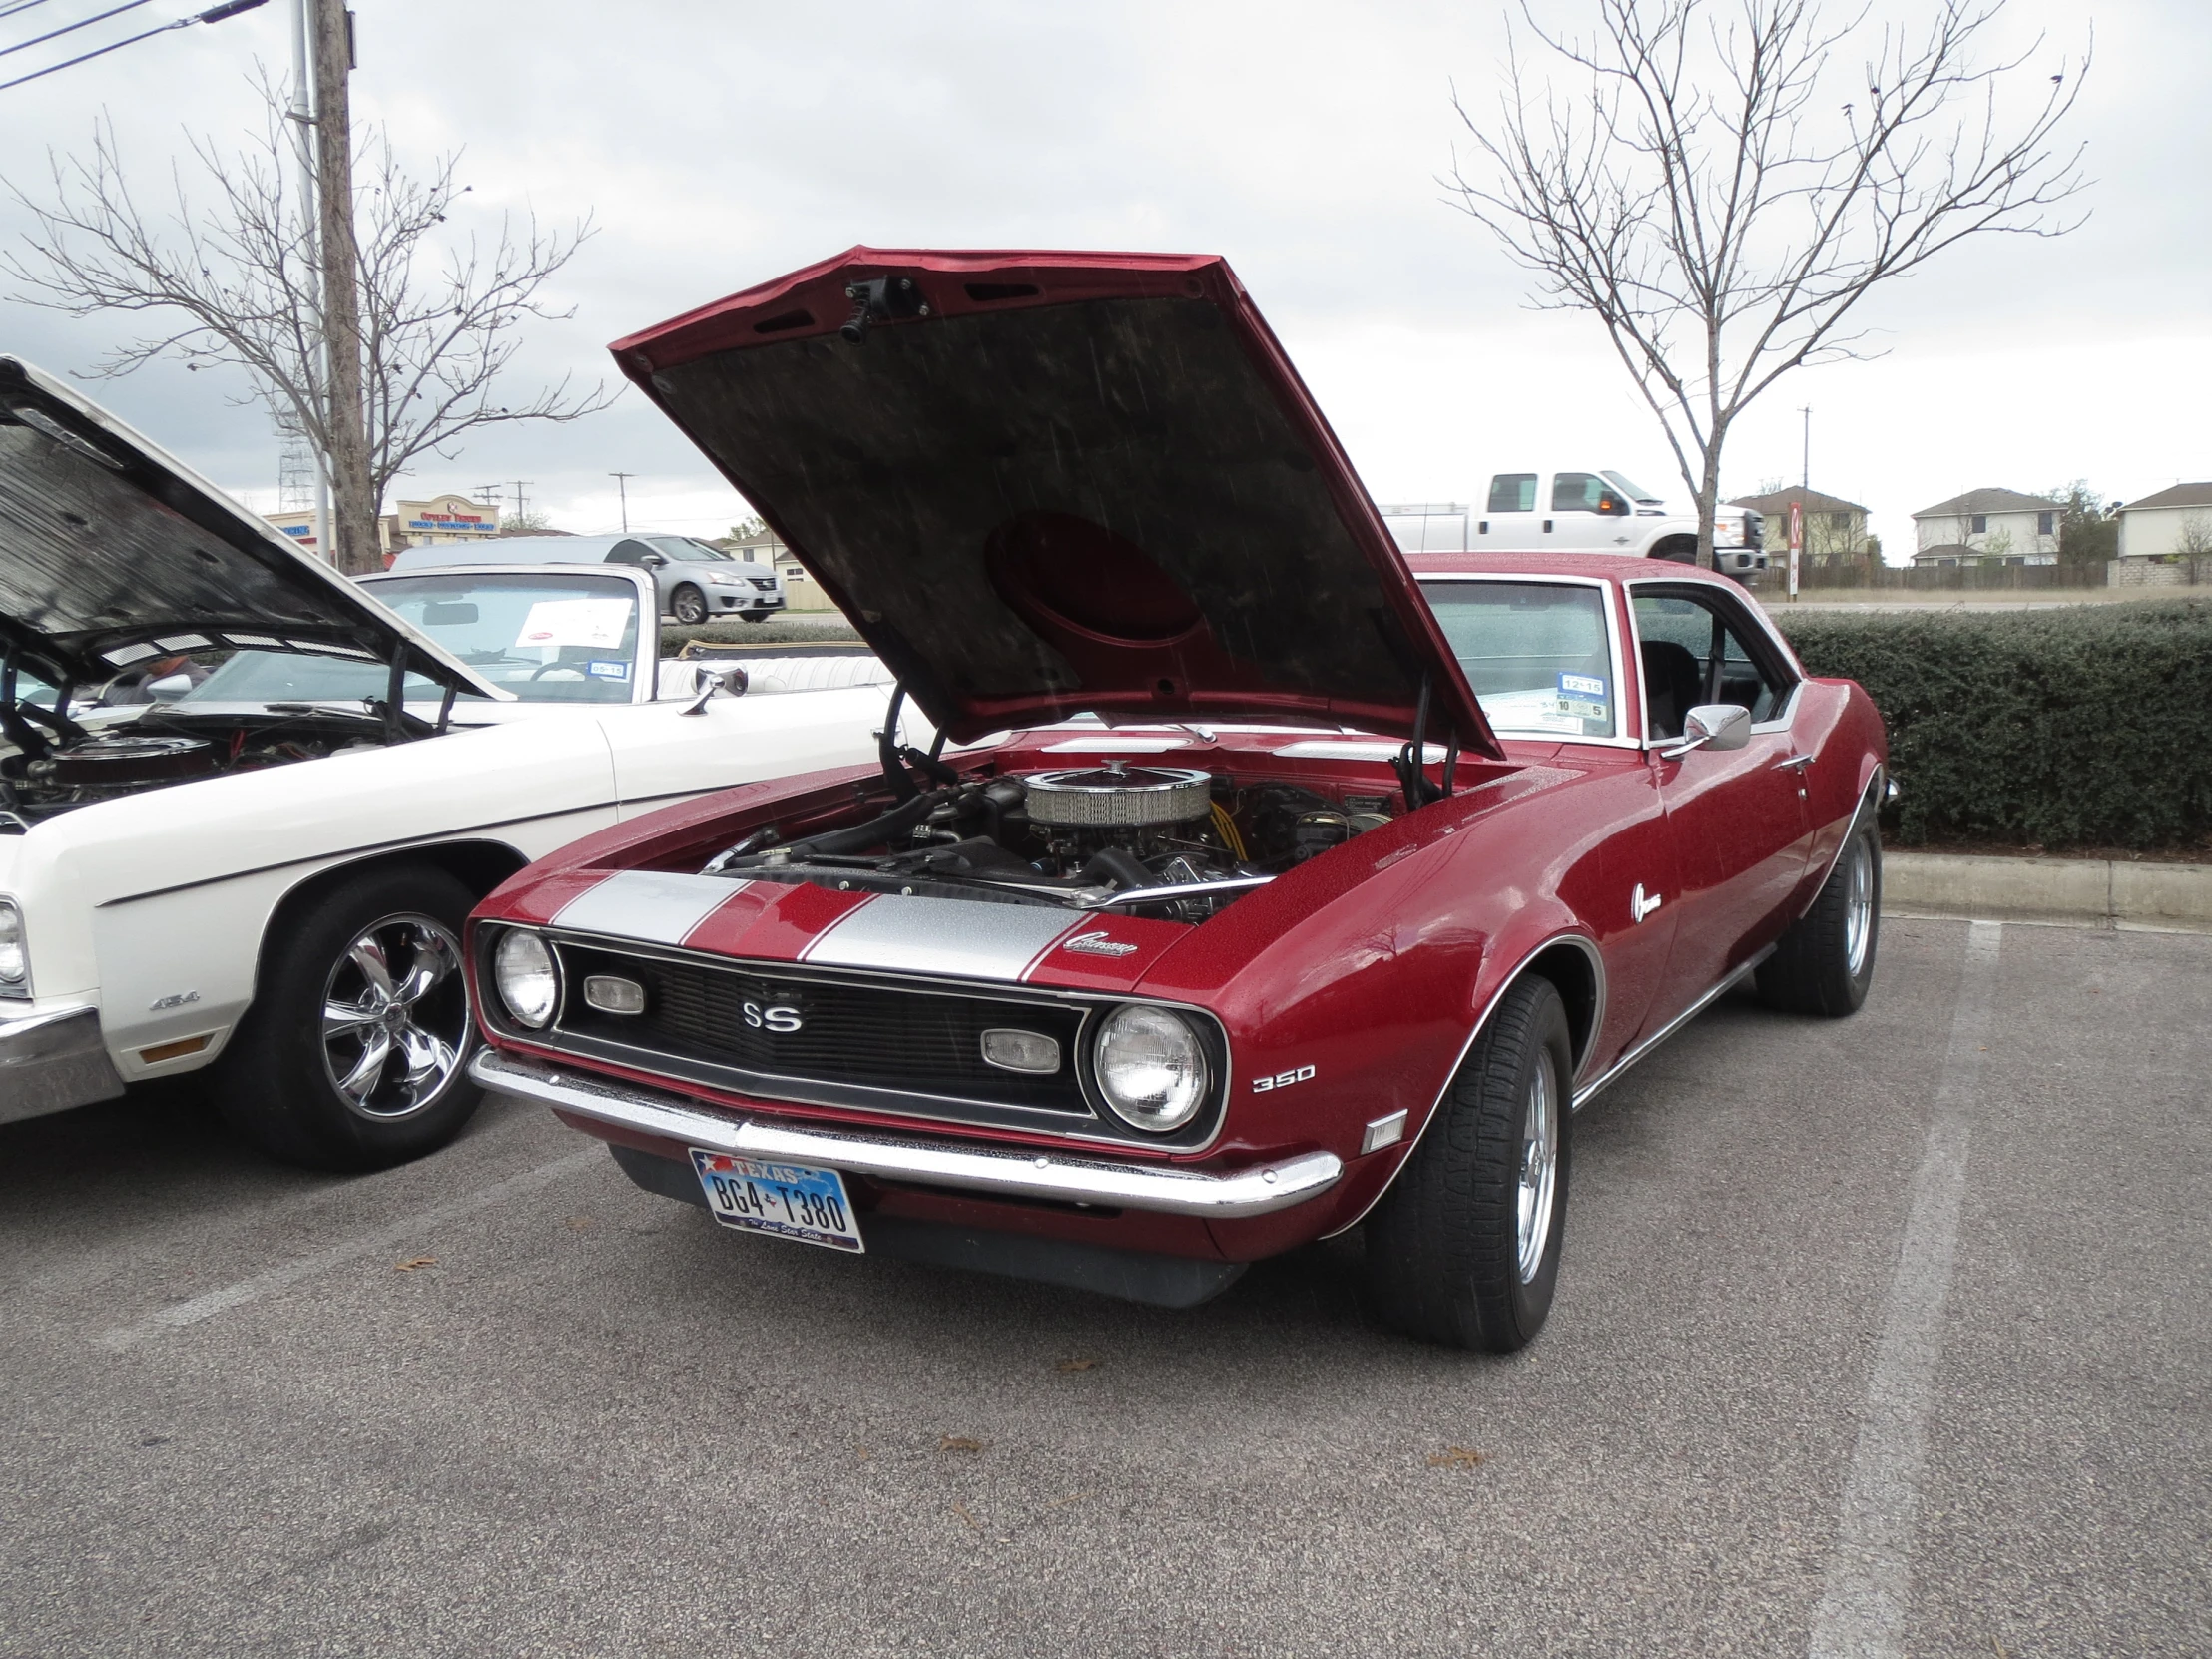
xmin=1727 ymin=486 xmax=1873 ymax=569
xmin=2114 ymin=482 xmax=2212 ymax=560
xmin=1911 ymin=488 xmax=2061 ymax=566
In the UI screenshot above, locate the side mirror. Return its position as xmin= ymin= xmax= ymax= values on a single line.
xmin=1599 ymin=493 xmax=1626 ymax=515
xmin=146 ymin=673 xmax=194 ymax=702
xmin=639 ymin=550 xmax=668 ymax=568
xmin=1661 ymin=704 xmax=1751 ymax=759
xmin=678 ymin=662 xmax=748 ymax=715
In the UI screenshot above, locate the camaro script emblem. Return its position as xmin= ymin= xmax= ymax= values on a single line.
xmin=1061 ymin=930 xmax=1139 ymax=958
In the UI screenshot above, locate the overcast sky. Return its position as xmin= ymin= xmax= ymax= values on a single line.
xmin=1 ymin=0 xmax=2204 ymax=561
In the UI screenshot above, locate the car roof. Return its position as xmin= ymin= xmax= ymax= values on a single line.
xmin=389 ymin=534 xmax=643 ymax=566
xmin=1407 ymin=551 xmax=1745 ymax=591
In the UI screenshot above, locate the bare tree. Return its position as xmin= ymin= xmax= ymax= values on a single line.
xmin=3 ymin=83 xmax=612 ymax=574
xmin=1452 ymin=0 xmax=2087 ymax=568
xmin=2175 ymin=511 xmax=2212 ymax=586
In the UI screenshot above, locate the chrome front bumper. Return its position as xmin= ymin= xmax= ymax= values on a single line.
xmin=0 ymin=1005 xmax=127 ymax=1126
xmin=470 ymin=1049 xmax=1343 ymax=1219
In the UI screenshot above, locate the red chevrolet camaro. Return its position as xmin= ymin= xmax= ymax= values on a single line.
xmin=465 ymin=249 xmax=1888 ymax=1351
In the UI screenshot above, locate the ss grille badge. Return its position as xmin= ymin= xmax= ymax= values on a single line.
xmin=742 ymin=999 xmax=803 ymax=1033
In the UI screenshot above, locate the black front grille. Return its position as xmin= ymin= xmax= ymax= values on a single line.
xmin=553 ymin=943 xmax=1092 ymax=1116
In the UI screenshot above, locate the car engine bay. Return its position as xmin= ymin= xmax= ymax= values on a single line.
xmin=0 ymin=706 xmax=394 ymax=829
xmin=706 ymin=757 xmax=1396 ymax=920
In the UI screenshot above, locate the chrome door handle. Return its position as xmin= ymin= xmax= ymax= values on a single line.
xmin=1774 ymin=752 xmax=1815 ymax=771
xmin=1631 ymin=883 xmax=1664 ymax=924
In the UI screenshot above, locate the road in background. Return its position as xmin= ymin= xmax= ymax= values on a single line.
xmin=2 ymin=919 xmax=2205 ymax=1657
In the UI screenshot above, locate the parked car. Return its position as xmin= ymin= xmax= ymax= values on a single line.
xmin=0 ymin=356 xmax=903 ymax=1169
xmin=392 ymin=533 xmax=787 ymax=626
xmin=463 ymin=249 xmax=1887 ymax=1351
xmin=1386 ymin=472 xmax=1767 ymax=576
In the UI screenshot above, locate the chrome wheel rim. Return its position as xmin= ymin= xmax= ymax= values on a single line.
xmin=1843 ymin=834 xmax=1875 ymax=978
xmin=319 ymin=912 xmax=470 ymax=1121
xmin=1516 ymin=1051 xmax=1560 ymax=1284
xmin=673 ymin=586 xmax=706 ymax=624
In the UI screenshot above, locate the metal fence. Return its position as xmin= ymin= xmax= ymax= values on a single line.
xmin=1746 ymin=562 xmax=2111 ymax=593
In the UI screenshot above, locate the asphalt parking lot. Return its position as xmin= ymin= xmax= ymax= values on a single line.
xmin=3 ymin=916 xmax=2206 ymax=1658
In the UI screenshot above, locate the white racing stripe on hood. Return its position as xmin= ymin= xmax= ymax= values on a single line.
xmin=552 ymin=870 xmax=748 ymax=945
xmin=799 ymin=893 xmax=1076 ymax=982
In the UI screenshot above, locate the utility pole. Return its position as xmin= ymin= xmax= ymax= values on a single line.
xmin=609 ymin=472 xmax=634 ymax=533
xmin=1799 ymin=405 xmax=1812 ymax=491
xmin=510 ymin=480 xmax=534 ymax=525
xmin=310 ymin=0 xmax=373 ymax=574
xmin=285 ymin=0 xmax=330 ymax=565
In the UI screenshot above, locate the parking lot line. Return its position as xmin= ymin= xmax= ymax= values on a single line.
xmin=94 ymin=1146 xmax=603 ymax=1351
xmin=1809 ymin=919 xmax=2001 ymax=1659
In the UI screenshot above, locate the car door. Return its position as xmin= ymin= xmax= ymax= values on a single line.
xmin=1548 ymin=471 xmax=1638 ymax=552
xmin=1478 ymin=472 xmax=1540 ymax=548
xmin=1629 ymin=583 xmax=1812 ymax=1032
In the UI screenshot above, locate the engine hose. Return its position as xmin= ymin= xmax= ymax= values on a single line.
xmin=778 ymin=787 xmax=949 ymax=859
xmin=1080 ymin=845 xmax=1154 ymax=892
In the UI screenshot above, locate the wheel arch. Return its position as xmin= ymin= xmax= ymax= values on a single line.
xmin=253 ymin=838 xmax=530 ymax=997
xmin=1650 ymin=534 xmax=1699 ymax=564
xmin=1322 ymin=928 xmax=1604 ymax=1239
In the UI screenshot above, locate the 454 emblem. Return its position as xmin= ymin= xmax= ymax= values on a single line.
xmin=1251 ymin=1064 xmax=1317 ymax=1094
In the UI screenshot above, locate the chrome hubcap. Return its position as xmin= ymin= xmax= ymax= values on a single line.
xmin=1516 ymin=1052 xmax=1559 ymax=1284
xmin=319 ymin=913 xmax=469 ymax=1121
xmin=1844 ymin=835 xmax=1874 ymax=978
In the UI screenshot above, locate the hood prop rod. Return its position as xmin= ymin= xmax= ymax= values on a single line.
xmin=1393 ymin=673 xmax=1457 ymax=809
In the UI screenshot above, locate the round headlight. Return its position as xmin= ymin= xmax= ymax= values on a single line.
xmin=493 ymin=929 xmax=559 ymax=1029
xmin=1092 ymin=1003 xmax=1209 ymax=1133
xmin=0 ymin=901 xmax=27 ymax=987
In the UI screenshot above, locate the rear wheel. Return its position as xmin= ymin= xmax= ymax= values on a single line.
xmin=1759 ymin=816 xmax=1880 ymax=1016
xmin=670 ymin=583 xmax=708 ymax=626
xmin=217 ymin=863 xmax=483 ymax=1171
xmin=1364 ymin=976 xmax=1572 ymax=1351
xmin=740 ymin=608 xmax=770 ymax=623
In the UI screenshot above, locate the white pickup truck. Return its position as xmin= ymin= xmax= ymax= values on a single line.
xmin=1382 ymin=470 xmax=1767 ymax=576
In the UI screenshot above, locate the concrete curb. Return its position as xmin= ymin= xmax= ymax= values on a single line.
xmin=1882 ymin=850 xmax=2212 ymax=934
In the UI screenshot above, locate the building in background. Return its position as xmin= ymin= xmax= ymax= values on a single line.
xmin=720 ymin=523 xmax=839 ymax=612
xmin=1910 ymin=488 xmax=2061 ymax=567
xmin=266 ymin=493 xmax=500 ymax=565
xmin=2113 ymin=483 xmax=2212 ymax=562
xmin=1726 ymin=486 xmax=1874 ymax=570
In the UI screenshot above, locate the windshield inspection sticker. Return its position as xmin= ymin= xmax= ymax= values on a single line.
xmin=514 ymin=598 xmax=631 ymax=652
xmin=587 ymin=659 xmax=630 ymax=681
xmin=1556 ymin=672 xmax=1609 ymax=723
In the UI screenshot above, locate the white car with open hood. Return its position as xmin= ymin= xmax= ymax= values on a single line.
xmin=0 ymin=357 xmax=897 ymax=1167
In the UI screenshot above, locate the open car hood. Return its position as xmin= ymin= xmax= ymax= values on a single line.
xmin=611 ymin=248 xmax=1496 ymax=756
xmin=0 ymin=357 xmax=503 ymax=700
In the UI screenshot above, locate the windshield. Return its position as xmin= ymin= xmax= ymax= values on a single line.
xmin=1421 ymin=580 xmax=1617 ymax=740
xmin=186 ymin=573 xmax=643 ymax=706
xmin=1601 ymin=471 xmax=1661 ymax=505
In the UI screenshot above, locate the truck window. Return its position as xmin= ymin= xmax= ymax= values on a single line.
xmin=1552 ymin=472 xmax=1609 ymax=512
xmin=1488 ymin=474 xmax=1537 ymax=513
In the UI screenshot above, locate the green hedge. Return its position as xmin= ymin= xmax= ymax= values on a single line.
xmin=1775 ymin=600 xmax=2212 ymax=849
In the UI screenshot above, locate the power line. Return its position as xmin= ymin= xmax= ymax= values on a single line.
xmin=0 ymin=0 xmax=265 ymax=93
xmin=0 ymin=0 xmax=65 ymax=23
xmin=2 ymin=0 xmax=160 ymax=61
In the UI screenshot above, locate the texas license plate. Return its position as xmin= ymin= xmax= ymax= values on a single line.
xmin=689 ymin=1150 xmax=864 ymax=1253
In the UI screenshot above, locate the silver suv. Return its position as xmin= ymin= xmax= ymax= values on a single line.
xmin=390 ymin=533 xmax=787 ymax=625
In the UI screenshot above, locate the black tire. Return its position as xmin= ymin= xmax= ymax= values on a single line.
xmin=1651 ymin=535 xmax=1699 ymax=564
xmin=1759 ymin=814 xmax=1881 ymax=1016
xmin=1364 ymin=976 xmax=1572 ymax=1352
xmin=740 ymin=609 xmax=770 ymax=623
xmin=670 ymin=583 xmax=708 ymax=626
xmin=217 ymin=862 xmax=484 ymax=1171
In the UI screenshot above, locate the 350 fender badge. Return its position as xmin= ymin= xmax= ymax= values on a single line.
xmin=1251 ymin=1064 xmax=1317 ymax=1094
xmin=148 ymin=990 xmax=201 ymax=1012
xmin=1060 ymin=930 xmax=1139 ymax=958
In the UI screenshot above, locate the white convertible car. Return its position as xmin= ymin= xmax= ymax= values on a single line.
xmin=0 ymin=357 xmax=897 ymax=1168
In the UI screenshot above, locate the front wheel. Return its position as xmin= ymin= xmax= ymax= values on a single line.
xmin=670 ymin=583 xmax=708 ymax=626
xmin=740 ymin=608 xmax=770 ymax=623
xmin=1759 ymin=816 xmax=1880 ymax=1016
xmin=1364 ymin=976 xmax=1572 ymax=1352
xmin=217 ymin=863 xmax=483 ymax=1171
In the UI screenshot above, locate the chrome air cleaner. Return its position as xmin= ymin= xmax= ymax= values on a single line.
xmin=1023 ymin=762 xmax=1213 ymax=828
